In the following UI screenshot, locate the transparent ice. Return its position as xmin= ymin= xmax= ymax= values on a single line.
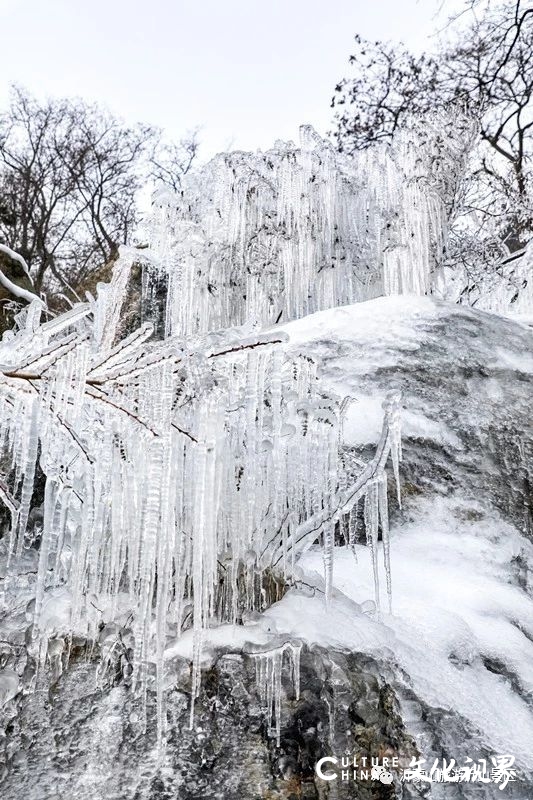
xmin=0 ymin=125 xmax=437 ymax=747
xmin=147 ymin=120 xmax=469 ymax=336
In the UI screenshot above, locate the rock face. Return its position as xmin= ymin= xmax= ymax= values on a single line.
xmin=0 ymin=648 xmax=417 ymax=800
xmin=282 ymin=295 xmax=533 ymax=537
xmin=1 ymin=296 xmax=533 ymax=799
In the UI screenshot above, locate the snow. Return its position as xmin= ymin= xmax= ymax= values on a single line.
xmin=280 ymin=494 xmax=533 ymax=768
xmin=492 ymin=346 xmax=533 ymax=374
xmin=280 ymin=293 xmax=440 ymax=344
xmin=0 ymin=244 xmax=31 ymax=277
xmin=264 ymin=584 xmax=390 ymax=655
xmin=164 ymin=623 xmax=270 ymax=663
xmin=341 ymin=394 xmax=462 ymax=449
xmin=0 ymin=266 xmax=43 ymax=306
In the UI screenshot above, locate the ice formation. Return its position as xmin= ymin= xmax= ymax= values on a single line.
xmin=0 ymin=244 xmax=32 ymax=277
xmin=0 ymin=125 xmax=446 ymax=746
xmin=455 ymin=243 xmax=533 ymax=318
xmin=0 ymin=282 xmax=401 ymax=744
xmin=143 ymin=120 xmax=469 ymax=336
xmin=252 ymin=641 xmax=301 ymax=746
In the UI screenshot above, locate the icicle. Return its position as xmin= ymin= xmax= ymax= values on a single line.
xmin=377 ymin=473 xmax=392 ymax=614
xmin=291 ymin=642 xmax=300 ymax=701
xmin=141 ymin=116 xmax=467 ymax=337
xmin=323 ymin=522 xmax=334 ymax=607
xmin=325 ymin=694 xmax=336 ymax=750
xmin=189 ymin=397 xmax=220 ymax=729
xmin=252 ymin=642 xmax=301 ymax=747
xmin=364 ymin=480 xmax=381 ymax=614
xmin=33 ymin=480 xmax=59 ymax=629
xmin=386 ymin=393 xmax=402 ymax=507
xmin=347 ymin=503 xmax=359 ymax=558
xmin=15 ymin=396 xmax=40 ymax=556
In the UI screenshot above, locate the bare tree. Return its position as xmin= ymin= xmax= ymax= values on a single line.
xmin=150 ymin=133 xmax=199 ymax=193
xmin=0 ymin=86 xmax=198 ymax=301
xmin=332 ymin=0 xmax=533 ymax=251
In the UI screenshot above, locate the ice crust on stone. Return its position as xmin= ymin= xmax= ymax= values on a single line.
xmin=297 ymin=494 xmax=533 ymax=769
xmin=269 ymin=296 xmax=533 ymax=769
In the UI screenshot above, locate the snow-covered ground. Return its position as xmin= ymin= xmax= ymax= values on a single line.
xmin=265 ymin=493 xmax=533 ymax=768
xmin=269 ymin=297 xmax=533 ymax=772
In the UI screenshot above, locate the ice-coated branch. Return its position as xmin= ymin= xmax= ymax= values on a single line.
xmin=269 ymin=393 xmax=401 ymax=611
xmin=0 ymin=475 xmax=20 ymax=515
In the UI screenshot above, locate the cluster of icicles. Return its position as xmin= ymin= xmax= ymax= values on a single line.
xmin=147 ymin=119 xmax=471 ymax=336
xmin=0 ymin=281 xmax=401 ymax=747
xmin=253 ymin=642 xmax=301 ymax=747
xmin=2 ymin=117 xmax=457 ymax=745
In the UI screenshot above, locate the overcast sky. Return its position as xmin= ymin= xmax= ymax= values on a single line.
xmin=0 ymin=0 xmax=451 ymax=160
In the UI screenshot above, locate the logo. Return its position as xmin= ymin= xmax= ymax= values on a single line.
xmin=315 ymin=754 xmax=518 ymax=790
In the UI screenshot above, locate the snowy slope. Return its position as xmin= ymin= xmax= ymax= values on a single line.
xmin=263 ymin=296 xmax=533 ymax=779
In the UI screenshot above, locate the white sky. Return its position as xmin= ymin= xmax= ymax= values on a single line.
xmin=0 ymin=0 xmax=451 ymax=160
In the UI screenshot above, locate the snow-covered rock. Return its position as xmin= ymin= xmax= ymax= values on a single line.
xmin=0 ymin=295 xmax=532 ymax=799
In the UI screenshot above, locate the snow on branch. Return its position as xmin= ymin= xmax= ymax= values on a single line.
xmin=0 ymin=244 xmax=31 ymax=277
